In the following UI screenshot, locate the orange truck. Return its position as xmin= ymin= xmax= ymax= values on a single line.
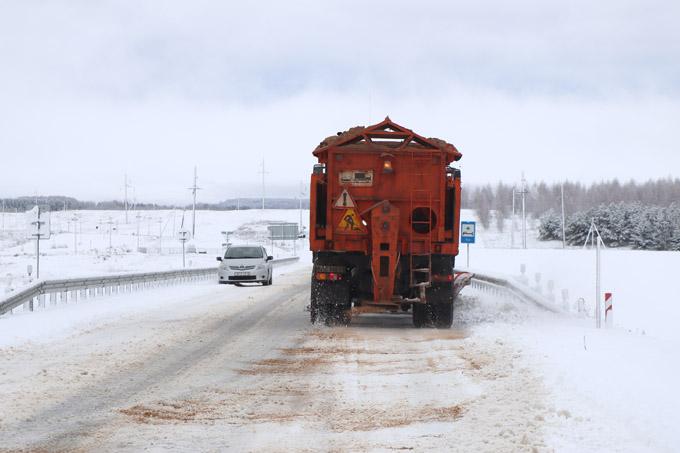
xmin=309 ymin=117 xmax=465 ymax=327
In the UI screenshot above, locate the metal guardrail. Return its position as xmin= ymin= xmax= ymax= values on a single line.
xmin=456 ymin=269 xmax=560 ymax=313
xmin=0 ymin=257 xmax=300 ymax=316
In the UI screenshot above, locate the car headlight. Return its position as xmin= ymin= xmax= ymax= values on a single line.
xmin=256 ymin=264 xmax=265 ymax=270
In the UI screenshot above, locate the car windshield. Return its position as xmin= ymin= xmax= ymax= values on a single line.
xmin=224 ymin=247 xmax=263 ymax=259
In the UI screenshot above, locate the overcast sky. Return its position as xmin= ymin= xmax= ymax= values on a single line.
xmin=1 ymin=1 xmax=678 ymax=203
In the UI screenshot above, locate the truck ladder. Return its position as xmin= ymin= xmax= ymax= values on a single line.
xmin=409 ymin=151 xmax=433 ymax=291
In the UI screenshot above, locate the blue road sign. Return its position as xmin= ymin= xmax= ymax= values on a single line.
xmin=461 ymin=221 xmax=476 ymax=244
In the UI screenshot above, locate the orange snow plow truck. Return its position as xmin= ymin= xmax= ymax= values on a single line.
xmin=309 ymin=117 xmax=470 ymax=328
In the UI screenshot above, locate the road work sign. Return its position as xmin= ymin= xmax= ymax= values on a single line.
xmin=334 ymin=189 xmax=356 ymax=209
xmin=461 ymin=221 xmax=476 ymax=244
xmin=337 ymin=208 xmax=366 ymax=233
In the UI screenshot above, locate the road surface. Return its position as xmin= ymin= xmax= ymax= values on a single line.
xmin=1 ymin=268 xmax=550 ymax=452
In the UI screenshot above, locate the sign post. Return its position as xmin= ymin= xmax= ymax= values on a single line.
xmin=177 ymin=228 xmax=191 ymax=268
xmin=176 ymin=211 xmax=192 ymax=268
xmin=460 ymin=221 xmax=476 ymax=268
xmin=604 ymin=292 xmax=613 ymax=328
xmin=267 ymin=223 xmax=299 ymax=258
xmin=26 ymin=206 xmax=51 ymax=279
xmin=583 ymin=219 xmax=606 ymax=328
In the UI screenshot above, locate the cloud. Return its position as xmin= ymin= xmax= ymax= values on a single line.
xmin=0 ymin=0 xmax=678 ymax=202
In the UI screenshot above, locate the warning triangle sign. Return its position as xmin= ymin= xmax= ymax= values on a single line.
xmin=337 ymin=208 xmax=367 ymax=233
xmin=334 ymin=189 xmax=356 ymax=209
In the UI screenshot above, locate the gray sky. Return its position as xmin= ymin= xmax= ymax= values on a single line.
xmin=1 ymin=0 xmax=678 ymax=203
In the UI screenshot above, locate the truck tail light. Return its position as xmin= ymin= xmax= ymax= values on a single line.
xmin=383 ymin=160 xmax=393 ymax=173
xmin=315 ymin=272 xmax=343 ymax=281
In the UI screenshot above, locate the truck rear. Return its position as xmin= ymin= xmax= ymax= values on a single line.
xmin=309 ymin=117 xmax=463 ymax=327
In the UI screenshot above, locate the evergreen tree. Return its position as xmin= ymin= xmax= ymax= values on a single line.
xmin=538 ymin=209 xmax=561 ymax=241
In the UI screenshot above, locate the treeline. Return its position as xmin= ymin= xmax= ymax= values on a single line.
xmin=463 ymin=177 xmax=680 ymax=230
xmin=0 ymin=196 xmax=309 ymax=212
xmin=539 ymin=203 xmax=680 ymax=251
xmin=0 ymin=196 xmax=173 ymax=212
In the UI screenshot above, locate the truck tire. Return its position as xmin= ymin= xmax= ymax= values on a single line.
xmin=426 ymin=282 xmax=454 ymax=328
xmin=310 ymin=278 xmax=319 ymax=324
xmin=323 ymin=305 xmax=350 ymax=326
xmin=431 ymin=302 xmax=453 ymax=328
xmin=412 ymin=303 xmax=432 ymax=328
xmin=314 ymin=280 xmax=351 ymax=326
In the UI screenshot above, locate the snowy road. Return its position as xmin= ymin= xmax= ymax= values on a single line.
xmin=0 ymin=268 xmax=555 ymax=452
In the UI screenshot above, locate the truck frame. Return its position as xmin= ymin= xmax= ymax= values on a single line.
xmin=309 ymin=117 xmax=463 ymax=327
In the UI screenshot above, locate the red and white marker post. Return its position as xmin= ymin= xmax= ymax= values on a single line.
xmin=604 ymin=292 xmax=613 ymax=328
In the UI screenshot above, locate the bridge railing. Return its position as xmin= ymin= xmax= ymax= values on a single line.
xmin=1 ymin=257 xmax=300 ymax=316
xmin=455 ymin=268 xmax=560 ymax=313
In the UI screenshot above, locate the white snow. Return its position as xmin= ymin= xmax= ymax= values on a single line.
xmin=1 ymin=207 xmax=679 ymax=451
xmin=458 ymin=208 xmax=680 ymax=451
xmin=0 ymin=208 xmax=311 ymax=297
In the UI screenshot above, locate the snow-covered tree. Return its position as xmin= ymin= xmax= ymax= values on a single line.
xmin=565 ymin=211 xmax=591 ymax=246
xmin=538 ymin=209 xmax=561 ymax=241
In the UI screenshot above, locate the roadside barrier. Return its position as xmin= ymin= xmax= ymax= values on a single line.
xmin=456 ymin=268 xmax=560 ymax=313
xmin=0 ymin=257 xmax=300 ymax=316
xmin=605 ymin=292 xmax=613 ymax=327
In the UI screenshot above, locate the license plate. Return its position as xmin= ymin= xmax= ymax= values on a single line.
xmin=234 ymin=271 xmax=250 ymax=276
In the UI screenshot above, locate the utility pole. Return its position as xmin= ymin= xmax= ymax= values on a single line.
xmin=72 ymin=214 xmax=79 ymax=255
xmin=105 ymin=217 xmax=114 ymax=254
xmin=511 ymin=188 xmax=516 ymax=248
xmin=561 ymin=182 xmax=566 ymax=248
xmin=124 ymin=174 xmax=132 ymax=223
xmin=299 ymin=181 xmax=306 ymax=230
xmin=29 ymin=206 xmax=50 ymax=280
xmin=135 ymin=212 xmax=141 ymax=250
xmin=187 ymin=166 xmax=201 ymax=237
xmin=158 ymin=219 xmax=163 ymax=254
xmin=514 ymin=174 xmax=529 ymax=249
xmin=258 ymin=158 xmax=268 ymax=210
xmin=521 ymin=174 xmax=528 ymax=249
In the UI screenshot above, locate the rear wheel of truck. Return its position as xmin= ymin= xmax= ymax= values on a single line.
xmin=314 ymin=280 xmax=351 ymax=326
xmin=427 ymin=282 xmax=454 ymax=328
xmin=412 ymin=303 xmax=432 ymax=328
xmin=323 ymin=305 xmax=350 ymax=326
xmin=431 ymin=302 xmax=453 ymax=328
xmin=310 ymin=278 xmax=320 ymax=323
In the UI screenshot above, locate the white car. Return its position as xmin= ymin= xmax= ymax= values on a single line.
xmin=217 ymin=245 xmax=273 ymax=285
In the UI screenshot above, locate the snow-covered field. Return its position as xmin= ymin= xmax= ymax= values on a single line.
xmin=1 ymin=208 xmax=679 ymax=451
xmin=0 ymin=208 xmax=309 ymax=296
